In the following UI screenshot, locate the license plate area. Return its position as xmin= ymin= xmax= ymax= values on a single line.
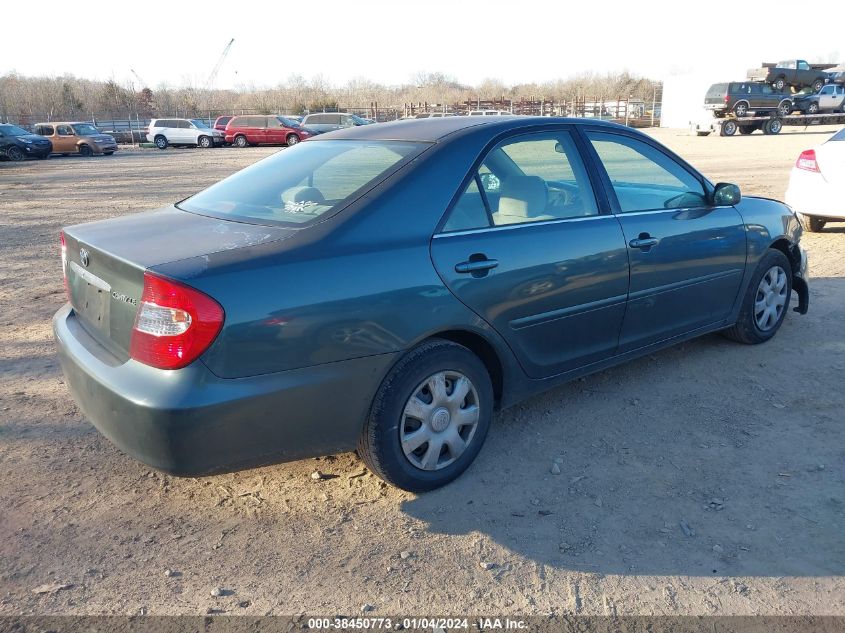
xmin=69 ymin=260 xmax=111 ymax=337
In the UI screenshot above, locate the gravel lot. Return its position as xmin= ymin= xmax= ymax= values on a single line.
xmin=1 ymin=126 xmax=843 ymax=617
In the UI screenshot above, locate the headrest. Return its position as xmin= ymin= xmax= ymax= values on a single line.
xmin=497 ymin=176 xmax=547 ymax=217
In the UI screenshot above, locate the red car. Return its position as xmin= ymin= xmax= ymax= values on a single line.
xmin=213 ymin=115 xmax=233 ymax=132
xmin=224 ymin=115 xmax=313 ymax=147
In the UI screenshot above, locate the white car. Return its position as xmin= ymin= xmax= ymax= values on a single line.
xmin=785 ymin=128 xmax=845 ymax=232
xmin=146 ymin=118 xmax=225 ymax=149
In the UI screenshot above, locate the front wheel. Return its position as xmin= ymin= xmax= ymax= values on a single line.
xmin=6 ymin=146 xmax=26 ymax=161
xmin=798 ymin=213 xmax=826 ymax=233
xmin=777 ymin=101 xmax=792 ymax=116
xmin=723 ymin=249 xmax=792 ymax=345
xmin=286 ymin=133 xmax=299 ymax=146
xmin=357 ymin=339 xmax=493 ymax=492
xmin=807 ymin=102 xmax=819 ymax=114
xmin=198 ymin=135 xmax=212 ymax=149
xmin=79 ymin=144 xmax=93 ymax=157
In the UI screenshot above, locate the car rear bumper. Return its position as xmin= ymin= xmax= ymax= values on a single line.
xmin=786 ymin=169 xmax=845 ymax=220
xmin=53 ymin=304 xmax=397 ymax=476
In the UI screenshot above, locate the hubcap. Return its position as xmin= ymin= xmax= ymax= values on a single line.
xmin=400 ymin=370 xmax=480 ymax=471
xmin=754 ymin=266 xmax=788 ymax=331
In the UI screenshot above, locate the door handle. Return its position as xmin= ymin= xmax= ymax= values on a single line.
xmin=455 ymin=258 xmax=499 ymax=274
xmin=629 ymin=235 xmax=659 ymax=250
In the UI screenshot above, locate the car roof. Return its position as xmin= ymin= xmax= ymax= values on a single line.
xmin=318 ymin=116 xmax=623 ymax=142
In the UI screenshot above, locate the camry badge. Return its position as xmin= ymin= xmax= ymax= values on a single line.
xmin=79 ymin=248 xmax=90 ymax=267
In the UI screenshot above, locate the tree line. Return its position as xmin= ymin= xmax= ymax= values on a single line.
xmin=0 ymin=71 xmax=662 ymax=121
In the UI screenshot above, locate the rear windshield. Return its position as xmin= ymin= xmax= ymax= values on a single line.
xmin=706 ymin=84 xmax=728 ymax=96
xmin=178 ymin=140 xmax=428 ymax=226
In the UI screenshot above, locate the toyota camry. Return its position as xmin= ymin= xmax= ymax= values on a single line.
xmin=54 ymin=117 xmax=809 ymax=491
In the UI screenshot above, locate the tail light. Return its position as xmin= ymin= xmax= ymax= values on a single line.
xmin=724 ymin=94 xmax=729 ymax=103
xmin=796 ymin=149 xmax=820 ymax=172
xmin=60 ymin=231 xmax=69 ymax=300
xmin=129 ymin=272 xmax=224 ymax=370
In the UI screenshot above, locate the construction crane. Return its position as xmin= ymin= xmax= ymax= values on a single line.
xmin=129 ymin=69 xmax=147 ymax=89
xmin=206 ymin=38 xmax=234 ymax=91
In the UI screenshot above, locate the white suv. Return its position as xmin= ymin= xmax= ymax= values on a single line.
xmin=146 ymin=118 xmax=225 ymax=149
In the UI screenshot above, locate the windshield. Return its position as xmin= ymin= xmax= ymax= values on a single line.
xmin=350 ymin=114 xmax=370 ymax=125
xmin=277 ymin=116 xmax=301 ymax=128
xmin=191 ymin=119 xmax=210 ymax=129
xmin=178 ymin=140 xmax=428 ymax=227
xmin=72 ymin=123 xmax=100 ymax=135
xmin=0 ymin=124 xmax=31 ymax=136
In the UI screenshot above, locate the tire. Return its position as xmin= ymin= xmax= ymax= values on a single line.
xmin=724 ymin=249 xmax=792 ymax=345
xmin=234 ymin=135 xmax=248 ymax=148
xmin=739 ymin=125 xmax=755 ymax=135
xmin=79 ymin=144 xmax=93 ymax=157
xmin=733 ymin=101 xmax=749 ymax=117
xmin=763 ymin=119 xmax=783 ymax=135
xmin=198 ymin=135 xmax=212 ymax=149
xmin=6 ymin=146 xmax=25 ymax=161
xmin=154 ymin=135 xmax=168 ymax=150
xmin=286 ymin=133 xmax=300 ymax=146
xmin=61 ymin=153 xmax=70 ymax=156
xmin=773 ymin=77 xmax=786 ymax=91
xmin=357 ymin=339 xmax=493 ymax=492
xmin=696 ymin=131 xmax=711 ymax=137
xmin=721 ymin=120 xmax=738 ymax=136
xmin=777 ymin=100 xmax=791 ymax=116
xmin=811 ymin=78 xmax=824 ymax=93
xmin=807 ymin=102 xmax=819 ymax=114
xmin=798 ymin=213 xmax=826 ymax=233
xmin=103 ymin=151 xmax=114 ymax=155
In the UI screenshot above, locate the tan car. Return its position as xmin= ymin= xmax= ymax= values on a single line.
xmin=33 ymin=122 xmax=118 ymax=157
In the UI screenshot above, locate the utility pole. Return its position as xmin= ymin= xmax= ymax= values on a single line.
xmin=206 ymin=39 xmax=235 ymax=122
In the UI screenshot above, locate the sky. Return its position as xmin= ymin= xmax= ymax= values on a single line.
xmin=1 ymin=0 xmax=842 ymax=89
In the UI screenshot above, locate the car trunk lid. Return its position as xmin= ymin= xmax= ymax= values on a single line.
xmin=816 ymin=141 xmax=845 ymax=185
xmin=62 ymin=207 xmax=293 ymax=360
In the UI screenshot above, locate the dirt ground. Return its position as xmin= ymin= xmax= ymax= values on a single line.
xmin=1 ymin=126 xmax=843 ymax=617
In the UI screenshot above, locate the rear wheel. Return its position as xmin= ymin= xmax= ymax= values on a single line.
xmin=154 ymin=135 xmax=168 ymax=150
xmin=773 ymin=77 xmax=786 ymax=91
xmin=721 ymin=120 xmax=738 ymax=136
xmin=79 ymin=144 xmax=93 ymax=157
xmin=798 ymin=213 xmax=826 ymax=233
xmin=357 ymin=339 xmax=493 ymax=492
xmin=733 ymin=101 xmax=749 ymax=117
xmin=811 ymin=78 xmax=825 ymax=93
xmin=739 ymin=125 xmax=755 ymax=135
xmin=286 ymin=133 xmax=299 ymax=146
xmin=198 ymin=135 xmax=212 ymax=149
xmin=234 ymin=135 xmax=248 ymax=148
xmin=763 ymin=119 xmax=782 ymax=135
xmin=724 ymin=249 xmax=792 ymax=345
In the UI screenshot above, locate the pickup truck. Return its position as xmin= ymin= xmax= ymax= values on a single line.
xmin=747 ymin=60 xmax=832 ymax=92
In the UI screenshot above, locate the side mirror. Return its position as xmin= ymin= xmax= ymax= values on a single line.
xmin=713 ymin=182 xmax=741 ymax=206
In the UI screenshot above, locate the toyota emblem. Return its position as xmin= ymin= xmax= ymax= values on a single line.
xmin=79 ymin=248 xmax=90 ymax=267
